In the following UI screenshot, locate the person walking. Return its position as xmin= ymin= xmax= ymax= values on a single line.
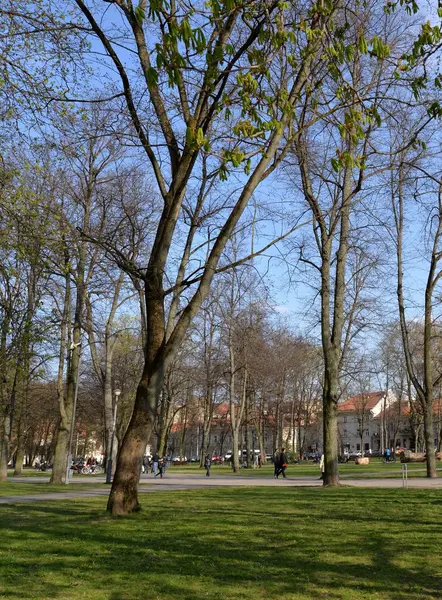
xmin=155 ymin=457 xmax=164 ymax=478
xmin=204 ymin=454 xmax=212 ymax=477
xmin=278 ymin=447 xmax=288 ymax=479
xmin=319 ymin=453 xmax=325 ymax=480
xmin=152 ymin=452 xmax=159 ymax=475
xmin=273 ymin=449 xmax=280 ymax=479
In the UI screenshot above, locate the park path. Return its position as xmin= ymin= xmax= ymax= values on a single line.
xmin=2 ymin=472 xmax=442 ymax=504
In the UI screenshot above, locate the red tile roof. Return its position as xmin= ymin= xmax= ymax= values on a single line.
xmin=338 ymin=391 xmax=385 ymax=412
xmin=375 ymin=401 xmax=410 ymax=419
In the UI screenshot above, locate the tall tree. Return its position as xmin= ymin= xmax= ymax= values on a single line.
xmin=289 ymin=1 xmax=414 ymax=484
xmin=392 ymin=147 xmax=442 ymax=477
xmin=69 ymin=0 xmax=346 ymax=513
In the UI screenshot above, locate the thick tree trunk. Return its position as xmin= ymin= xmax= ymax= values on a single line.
xmin=51 ymin=428 xmax=69 ymax=482
xmin=107 ymin=371 xmax=160 ymax=514
xmin=108 ymin=282 xmax=166 ymax=515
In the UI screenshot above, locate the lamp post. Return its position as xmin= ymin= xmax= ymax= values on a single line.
xmin=106 ymin=387 xmax=121 ymax=484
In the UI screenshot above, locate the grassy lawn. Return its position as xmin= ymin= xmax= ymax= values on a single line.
xmin=0 ymin=482 xmax=105 ymax=497
xmin=168 ymin=461 xmax=442 ymax=479
xmin=7 ymin=469 xmax=56 ymax=477
xmin=1 ymin=486 xmax=441 ymax=600
xmin=7 ymin=469 xmax=104 ymax=478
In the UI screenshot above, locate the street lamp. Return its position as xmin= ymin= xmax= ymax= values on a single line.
xmin=106 ymin=387 xmax=121 ymax=484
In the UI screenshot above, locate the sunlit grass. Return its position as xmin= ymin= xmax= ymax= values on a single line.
xmin=1 ymin=486 xmax=441 ymax=599
xmin=167 ymin=460 xmax=442 ymax=479
xmin=0 ymin=482 xmax=104 ymax=497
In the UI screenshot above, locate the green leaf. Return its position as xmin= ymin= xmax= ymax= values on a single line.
xmin=196 ymin=128 xmax=205 ymax=147
xmin=134 ymin=3 xmax=145 ymax=25
xmin=147 ymin=67 xmax=159 ymax=87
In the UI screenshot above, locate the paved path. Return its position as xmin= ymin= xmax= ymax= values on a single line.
xmin=2 ymin=472 xmax=442 ymax=504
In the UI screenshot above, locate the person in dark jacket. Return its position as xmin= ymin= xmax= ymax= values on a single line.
xmin=204 ymin=454 xmax=211 ymax=477
xmin=277 ymin=447 xmax=288 ymax=479
xmin=273 ymin=449 xmax=280 ymax=478
xmin=155 ymin=457 xmax=164 ymax=478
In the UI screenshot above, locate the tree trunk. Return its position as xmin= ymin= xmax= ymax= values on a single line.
xmin=51 ymin=266 xmax=83 ymax=483
xmin=179 ymin=406 xmax=187 ymax=459
xmin=200 ymin=416 xmax=211 ymax=467
xmin=323 ymin=376 xmax=339 ymax=485
xmin=107 ymin=369 xmax=160 ymax=514
xmin=0 ymin=414 xmax=11 ymax=481
xmin=423 ymin=399 xmax=437 ymax=477
xmin=232 ymin=428 xmax=240 ymax=473
xmin=13 ymin=421 xmax=26 ymax=476
xmin=157 ymin=393 xmax=172 ymax=456
xmin=245 ymin=392 xmax=251 ymax=468
xmin=257 ymin=430 xmax=265 ymax=463
xmin=103 ymin=352 xmax=114 ymax=470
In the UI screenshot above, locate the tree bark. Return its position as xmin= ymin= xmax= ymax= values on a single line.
xmin=107 ymin=370 xmax=160 ymax=514
xmin=423 ymin=401 xmax=437 ymax=477
xmin=13 ymin=416 xmax=26 ymax=476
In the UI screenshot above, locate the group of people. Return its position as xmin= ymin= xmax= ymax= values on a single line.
xmin=273 ymin=447 xmax=288 ymax=479
xmin=141 ymin=453 xmax=168 ymax=478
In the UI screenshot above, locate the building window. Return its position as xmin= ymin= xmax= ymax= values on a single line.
xmin=344 ymin=416 xmax=347 ymax=423
xmin=356 ymin=444 xmax=360 ymax=451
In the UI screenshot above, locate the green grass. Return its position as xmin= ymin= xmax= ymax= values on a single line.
xmin=0 ymin=482 xmax=105 ymax=496
xmin=7 ymin=469 xmax=104 ymax=478
xmin=168 ymin=461 xmax=442 ymax=479
xmin=7 ymin=469 xmax=57 ymax=477
xmin=1 ymin=486 xmax=441 ymax=599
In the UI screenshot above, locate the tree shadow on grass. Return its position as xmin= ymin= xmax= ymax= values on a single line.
xmin=1 ymin=488 xmax=441 ymax=599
